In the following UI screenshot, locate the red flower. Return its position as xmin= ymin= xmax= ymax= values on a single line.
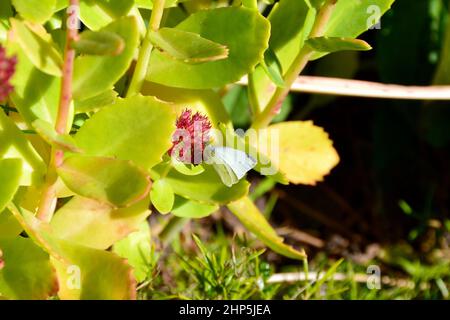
xmin=0 ymin=46 xmax=17 ymax=102
xmin=170 ymin=109 xmax=212 ymax=164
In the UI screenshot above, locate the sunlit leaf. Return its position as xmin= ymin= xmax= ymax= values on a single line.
xmin=10 ymin=19 xmax=62 ymax=77
xmin=0 ymin=209 xmax=23 ymax=238
xmin=262 ymin=121 xmax=339 ymax=185
xmin=32 ymin=119 xmax=80 ymax=153
xmin=150 ymin=179 xmax=175 ymax=214
xmin=11 ymin=0 xmax=56 ymax=23
xmin=0 ymin=159 xmax=22 ymax=213
xmin=79 ymin=0 xmax=134 ymax=30
xmin=306 ymin=37 xmax=371 ymax=56
xmin=112 ymin=221 xmax=152 ymax=283
xmin=228 ymin=197 xmax=306 ymax=260
xmin=0 ymin=111 xmax=46 ymax=186
xmin=171 ymin=196 xmax=218 ymax=219
xmin=152 ymin=164 xmax=249 ymax=205
xmin=57 ymin=154 xmax=151 ymax=207
xmin=73 ymin=16 xmax=139 ymax=100
xmin=0 ymin=236 xmax=58 ymax=299
xmin=51 ymin=196 xmax=151 ymax=250
xmin=74 ymin=89 xmax=118 ymax=113
xmin=148 ymin=7 xmax=270 ymax=89
xmin=150 ymin=28 xmax=229 ymax=64
xmin=10 ymin=208 xmax=136 ymax=299
xmin=72 ymin=30 xmax=125 ymax=56
xmin=75 ymin=95 xmax=176 ymax=169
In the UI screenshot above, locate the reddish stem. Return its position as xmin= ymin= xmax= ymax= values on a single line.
xmin=37 ymin=1 xmax=79 ymax=221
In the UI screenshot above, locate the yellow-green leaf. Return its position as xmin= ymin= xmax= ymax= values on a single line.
xmin=57 ymin=155 xmax=152 ymax=207
xmin=12 ymin=0 xmax=56 ymax=23
xmin=0 ymin=159 xmax=22 ymax=213
xmin=228 ymin=197 xmax=306 ymax=260
xmin=149 ymin=28 xmax=229 ymax=64
xmin=51 ymin=196 xmax=151 ymax=250
xmin=263 ymin=121 xmax=339 ymax=185
xmin=10 ymin=19 xmax=62 ymax=76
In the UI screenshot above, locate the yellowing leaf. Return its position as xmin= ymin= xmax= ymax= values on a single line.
xmin=263 ymin=121 xmax=339 ymax=185
xmin=57 ymin=155 xmax=152 ymax=208
xmin=51 ymin=196 xmax=151 ymax=250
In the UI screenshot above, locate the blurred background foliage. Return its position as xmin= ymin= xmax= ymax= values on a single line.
xmin=150 ymin=0 xmax=450 ymax=300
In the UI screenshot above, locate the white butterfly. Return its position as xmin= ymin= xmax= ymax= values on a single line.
xmin=205 ymin=146 xmax=256 ymax=187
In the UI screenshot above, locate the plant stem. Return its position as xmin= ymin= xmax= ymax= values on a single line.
xmin=36 ymin=0 xmax=79 ymax=222
xmin=251 ymin=0 xmax=338 ymax=129
xmin=126 ymin=0 xmax=166 ymax=97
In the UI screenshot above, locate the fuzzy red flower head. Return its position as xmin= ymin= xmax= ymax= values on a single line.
xmin=170 ymin=109 xmax=212 ymax=164
xmin=0 ymin=46 xmax=17 ymax=102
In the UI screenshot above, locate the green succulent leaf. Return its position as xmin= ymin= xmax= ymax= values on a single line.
xmin=0 ymin=159 xmax=22 ymax=213
xmin=75 ymin=95 xmax=176 ymax=169
xmin=171 ymin=196 xmax=218 ymax=219
xmin=72 ymin=16 xmax=139 ymax=100
xmin=149 ymin=28 xmax=229 ymax=64
xmin=0 ymin=111 xmax=46 ymax=186
xmin=260 ymin=48 xmax=285 ymax=88
xmin=112 ymin=221 xmax=152 ymax=283
xmin=57 ymin=154 xmax=151 ymax=208
xmin=148 ymin=7 xmax=270 ymax=89
xmin=0 ymin=236 xmax=58 ymax=299
xmin=153 ymin=164 xmax=249 ymax=205
xmin=11 ymin=0 xmax=56 ymax=23
xmin=306 ymin=37 xmax=372 ymax=56
xmin=0 ymin=209 xmax=23 ymax=238
xmin=228 ymin=197 xmax=306 ymax=260
xmin=74 ymin=89 xmax=118 ymax=113
xmin=51 ymin=196 xmax=151 ymax=250
xmin=72 ymin=30 xmax=125 ymax=56
xmin=150 ymin=179 xmax=175 ymax=214
xmin=32 ymin=119 xmax=80 ymax=153
xmin=0 ymin=0 xmax=13 ymax=44
xmin=79 ymin=0 xmax=135 ymax=30
xmin=10 ymin=19 xmax=63 ymax=77
xmin=9 ymin=207 xmax=136 ymax=299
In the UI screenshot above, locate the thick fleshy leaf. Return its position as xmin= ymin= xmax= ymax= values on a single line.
xmin=152 ymin=164 xmax=249 ymax=205
xmin=10 ymin=19 xmax=62 ymax=76
xmin=148 ymin=7 xmax=270 ymax=89
xmin=263 ymin=121 xmax=339 ymax=185
xmin=135 ymin=0 xmax=178 ymax=9
xmin=72 ymin=16 xmax=139 ymax=100
xmin=72 ymin=30 xmax=125 ymax=56
xmin=0 ymin=111 xmax=46 ymax=186
xmin=32 ymin=119 xmax=80 ymax=153
xmin=252 ymin=0 xmax=315 ymax=111
xmin=74 ymin=89 xmax=118 ymax=113
xmin=306 ymin=37 xmax=372 ymax=55
xmin=79 ymin=0 xmax=134 ymax=30
xmin=0 ymin=236 xmax=58 ymax=299
xmin=112 ymin=221 xmax=152 ymax=283
xmin=150 ymin=28 xmax=229 ymax=64
xmin=310 ymin=0 xmax=395 ymax=60
xmin=171 ymin=196 xmax=218 ymax=219
xmin=75 ymin=95 xmax=176 ymax=169
xmin=8 ymin=39 xmax=62 ymax=127
xmin=261 ymin=48 xmax=285 ymax=88
xmin=57 ymin=155 xmax=151 ymax=207
xmin=142 ymin=82 xmax=231 ymax=127
xmin=150 ymin=179 xmax=174 ymax=214
xmin=0 ymin=159 xmax=22 ymax=213
xmin=0 ymin=1 xmax=13 ymax=43
xmin=51 ymin=196 xmax=151 ymax=250
xmin=10 ymin=207 xmax=136 ymax=300
xmin=11 ymin=0 xmax=56 ymax=23
xmin=228 ymin=197 xmax=306 ymax=260
xmin=0 ymin=209 xmax=23 ymax=238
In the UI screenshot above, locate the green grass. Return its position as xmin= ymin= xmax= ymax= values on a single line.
xmin=136 ymin=221 xmax=450 ymax=300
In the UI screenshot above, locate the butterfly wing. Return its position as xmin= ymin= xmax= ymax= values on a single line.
xmin=212 ymin=147 xmax=256 ymax=186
